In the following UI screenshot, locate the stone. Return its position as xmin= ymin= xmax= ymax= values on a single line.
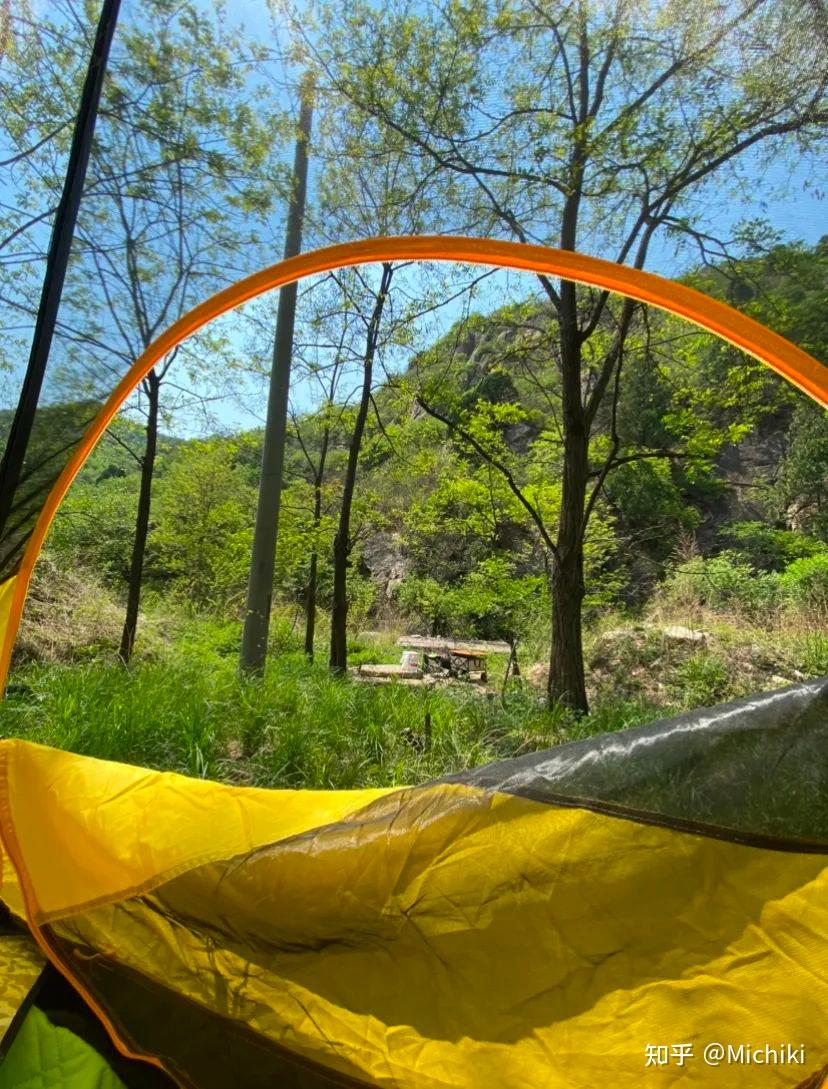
xmin=661 ymin=625 xmax=711 ymax=645
xmin=770 ymin=675 xmax=793 ymax=688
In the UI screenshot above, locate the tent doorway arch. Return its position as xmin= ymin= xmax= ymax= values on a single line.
xmin=0 ymin=234 xmax=825 ymax=689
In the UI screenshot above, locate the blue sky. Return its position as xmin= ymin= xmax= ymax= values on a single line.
xmin=4 ymin=0 xmax=826 ymax=438
xmin=195 ymin=0 xmax=827 ymax=433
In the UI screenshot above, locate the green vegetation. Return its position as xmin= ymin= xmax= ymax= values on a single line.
xmin=0 ymin=0 xmax=825 ymax=784
xmin=2 ymin=536 xmax=825 ymax=788
xmin=2 ymin=239 xmax=824 ymax=786
xmin=5 ymin=608 xmax=823 ymax=790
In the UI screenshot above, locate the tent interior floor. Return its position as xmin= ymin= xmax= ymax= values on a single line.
xmin=0 ymin=908 xmax=176 ymax=1089
xmin=29 ymin=969 xmax=176 ymax=1089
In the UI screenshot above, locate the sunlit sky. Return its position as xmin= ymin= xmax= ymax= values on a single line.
xmin=6 ymin=0 xmax=827 ymax=438
xmin=198 ymin=0 xmax=828 ymax=434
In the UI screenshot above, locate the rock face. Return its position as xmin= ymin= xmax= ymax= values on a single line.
xmin=360 ymin=532 xmax=410 ymax=601
xmin=700 ymin=406 xmax=793 ymax=547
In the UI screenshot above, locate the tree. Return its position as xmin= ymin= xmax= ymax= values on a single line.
xmin=152 ymin=437 xmax=259 ymax=610
xmin=294 ymin=0 xmax=828 ymax=709
xmin=775 ymin=402 xmax=828 ymax=540
xmin=294 ymin=85 xmax=470 ymax=671
xmin=685 ymin=238 xmax=828 ymax=540
xmin=2 ymin=0 xmax=285 ymax=659
xmin=329 ymin=261 xmax=394 ymax=670
xmin=0 ymin=0 xmax=120 ymax=560
xmin=290 ymin=353 xmax=347 ymax=658
xmin=240 ymin=77 xmax=313 ymax=675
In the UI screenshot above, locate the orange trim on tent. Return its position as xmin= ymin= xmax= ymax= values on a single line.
xmin=0 ymin=768 xmax=172 ymax=1078
xmin=0 ymin=234 xmax=826 ymax=690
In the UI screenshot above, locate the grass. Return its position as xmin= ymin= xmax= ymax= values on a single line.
xmin=0 ymin=605 xmax=677 ymax=789
xmin=2 ymin=574 xmax=825 ymax=791
xmin=0 ymin=654 xmax=536 ymax=787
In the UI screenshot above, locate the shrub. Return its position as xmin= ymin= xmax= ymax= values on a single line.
xmin=779 ymin=554 xmax=828 ymax=621
xmin=718 ymin=521 xmax=826 ymax=572
xmin=661 ymin=551 xmax=780 ymax=617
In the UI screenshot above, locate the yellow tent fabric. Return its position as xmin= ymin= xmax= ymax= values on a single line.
xmin=1 ymin=738 xmax=826 ymax=1089
xmin=0 ymin=932 xmax=44 ymax=1049
xmin=0 ymin=739 xmax=393 ymax=923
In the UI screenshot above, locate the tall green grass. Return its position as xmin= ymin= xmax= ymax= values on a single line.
xmin=0 ymin=641 xmax=670 ymax=788
xmin=3 ymin=601 xmax=823 ymax=790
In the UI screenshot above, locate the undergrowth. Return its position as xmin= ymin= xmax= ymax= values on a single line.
xmin=1 ymin=575 xmax=824 ymax=790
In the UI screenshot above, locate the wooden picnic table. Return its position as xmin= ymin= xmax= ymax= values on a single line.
xmin=396 ymin=635 xmax=510 ymax=656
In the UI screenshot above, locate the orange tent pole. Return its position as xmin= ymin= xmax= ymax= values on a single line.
xmin=1 ymin=235 xmax=826 ymax=690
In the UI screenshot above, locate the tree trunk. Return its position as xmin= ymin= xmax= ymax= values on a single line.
xmin=547 ymin=549 xmax=587 ymax=712
xmin=329 ymin=264 xmax=393 ymax=672
xmin=501 ymin=639 xmax=520 ymax=697
xmin=509 ymin=638 xmax=520 ymax=678
xmin=304 ymin=540 xmax=319 ymax=659
xmin=548 ymin=402 xmax=589 ymax=712
xmin=547 ymin=200 xmax=590 ymax=712
xmin=240 ymin=76 xmax=313 ymax=675
xmin=119 ymin=369 xmax=159 ymax=663
xmin=329 ymin=527 xmax=349 ymax=672
xmin=304 ymin=424 xmax=330 ymax=659
xmin=548 ymin=451 xmax=590 ymax=714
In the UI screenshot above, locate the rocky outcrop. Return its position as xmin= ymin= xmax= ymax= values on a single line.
xmin=360 ymin=531 xmax=411 ymax=600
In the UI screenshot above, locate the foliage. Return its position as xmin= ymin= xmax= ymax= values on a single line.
xmin=291 ymin=0 xmax=828 ymax=709
xmin=779 ymin=554 xmax=828 ymax=622
xmin=399 ymin=556 xmax=544 ymax=643
xmin=1 ymin=0 xmax=289 ymax=657
xmin=48 ymin=473 xmax=139 ymax=584
xmin=659 ymin=535 xmax=828 ymax=625
xmin=661 ymin=552 xmax=781 ymax=617
xmin=773 ymin=401 xmax=828 ymax=541
xmin=151 ymin=438 xmax=258 ymax=610
xmin=604 ymin=459 xmax=700 ymax=557
xmin=718 ymin=521 xmax=826 ymax=572
xmin=37 ymin=240 xmax=828 ymax=667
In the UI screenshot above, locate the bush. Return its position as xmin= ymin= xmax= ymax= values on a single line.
xmin=718 ymin=521 xmax=826 ymax=572
xmin=661 ymin=551 xmax=780 ymax=617
xmin=397 ymin=576 xmax=455 ymax=634
xmin=779 ymin=554 xmax=828 ymax=621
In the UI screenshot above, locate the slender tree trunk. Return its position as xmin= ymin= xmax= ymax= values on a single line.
xmin=509 ymin=638 xmax=520 ymax=678
xmin=303 ymin=480 xmax=323 ymax=658
xmin=304 ymin=549 xmax=318 ymax=658
xmin=329 ymin=530 xmax=349 ymax=673
xmin=501 ymin=638 xmax=520 ymax=697
xmin=547 ymin=181 xmax=590 ymax=713
xmin=329 ymin=264 xmax=393 ymax=672
xmin=240 ymin=77 xmax=313 ymax=675
xmin=304 ymin=424 xmax=330 ymax=659
xmin=119 ymin=370 xmax=159 ymax=663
